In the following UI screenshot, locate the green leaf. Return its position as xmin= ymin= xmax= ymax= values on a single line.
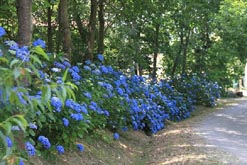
xmin=9 ymin=91 xmax=18 ymax=104
xmin=1 ymin=122 xmax=11 ymax=135
xmin=10 ymin=59 xmax=20 ymax=68
xmin=28 ymin=129 xmax=35 ymax=136
xmin=41 ymin=85 xmax=51 ymax=101
xmin=62 ymin=69 xmax=69 ymax=82
xmin=30 ymin=53 xmax=43 ymax=66
xmin=13 ymin=68 xmax=21 ymax=79
xmin=11 ymin=118 xmax=26 ymax=132
xmin=47 ymin=113 xmax=55 ymax=121
xmin=31 ymin=47 xmax=49 ymax=61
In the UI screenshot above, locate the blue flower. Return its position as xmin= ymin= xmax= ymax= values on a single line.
xmin=56 ymin=145 xmax=65 ymax=154
xmin=54 ymin=62 xmax=66 ymax=70
xmin=6 ymin=136 xmax=12 ymax=148
xmin=51 ymin=97 xmax=63 ymax=112
xmin=70 ymin=113 xmax=83 ymax=121
xmin=113 ymin=133 xmax=119 ymax=140
xmin=25 ymin=142 xmax=36 ymax=156
xmin=117 ymin=88 xmax=124 ymax=96
xmin=62 ymin=118 xmax=69 ymax=127
xmin=92 ymin=69 xmax=101 ymax=75
xmin=17 ymin=92 xmax=27 ymax=105
xmin=33 ymin=39 xmax=46 ymax=48
xmin=97 ymin=54 xmax=104 ymax=61
xmin=104 ymin=110 xmax=110 ymax=117
xmin=83 ymin=92 xmax=92 ymax=99
xmin=38 ymin=70 xmax=45 ymax=79
xmin=38 ymin=136 xmax=51 ymax=149
xmin=5 ymin=40 xmax=18 ymax=50
xmin=19 ymin=159 xmax=24 ymax=165
xmin=0 ymin=27 xmax=6 ymax=37
xmin=70 ymin=71 xmax=81 ymax=81
xmin=83 ymin=65 xmax=91 ymax=71
xmin=122 ymin=127 xmax=128 ymax=132
xmin=29 ymin=123 xmax=37 ymax=129
xmin=85 ymin=60 xmax=91 ymax=65
xmin=100 ymin=66 xmax=108 ymax=74
xmin=76 ymin=144 xmax=84 ymax=152
xmin=71 ymin=66 xmax=79 ymax=73
xmin=63 ymin=61 xmax=71 ymax=67
xmin=16 ymin=46 xmax=30 ymax=62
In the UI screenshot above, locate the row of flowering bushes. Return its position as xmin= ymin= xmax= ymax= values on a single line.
xmin=0 ymin=27 xmax=221 ymax=164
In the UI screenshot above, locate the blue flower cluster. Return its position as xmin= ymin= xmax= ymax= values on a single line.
xmin=33 ymin=39 xmax=46 ymax=48
xmin=51 ymin=97 xmax=63 ymax=112
xmin=56 ymin=145 xmax=65 ymax=154
xmin=6 ymin=136 xmax=12 ymax=148
xmin=76 ymin=144 xmax=84 ymax=152
xmin=25 ymin=142 xmax=36 ymax=156
xmin=38 ymin=136 xmax=51 ymax=149
xmin=0 ymin=27 xmax=6 ymax=37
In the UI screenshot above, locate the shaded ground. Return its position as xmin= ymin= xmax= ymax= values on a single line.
xmin=33 ymin=98 xmax=246 ymax=165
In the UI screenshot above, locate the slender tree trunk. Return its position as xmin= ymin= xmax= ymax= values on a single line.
xmin=58 ymin=0 xmax=72 ymax=60
xmin=16 ymin=0 xmax=32 ymax=46
xmin=98 ymin=0 xmax=105 ymax=54
xmin=47 ymin=1 xmax=53 ymax=52
xmin=74 ymin=14 xmax=87 ymax=42
xmin=86 ymin=0 xmax=97 ymax=61
xmin=152 ymin=24 xmax=160 ymax=79
xmin=171 ymin=30 xmax=183 ymax=77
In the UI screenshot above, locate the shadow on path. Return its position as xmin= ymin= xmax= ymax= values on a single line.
xmin=194 ymin=97 xmax=247 ymax=164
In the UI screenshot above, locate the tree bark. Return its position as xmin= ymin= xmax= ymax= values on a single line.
xmin=47 ymin=0 xmax=53 ymax=52
xmin=98 ymin=0 xmax=105 ymax=54
xmin=58 ymin=0 xmax=72 ymax=60
xmin=171 ymin=29 xmax=183 ymax=77
xmin=16 ymin=0 xmax=32 ymax=46
xmin=86 ymin=0 xmax=97 ymax=61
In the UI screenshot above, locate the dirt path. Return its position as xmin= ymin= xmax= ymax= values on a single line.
xmin=194 ymin=97 xmax=247 ymax=164
xmin=35 ymin=98 xmax=247 ymax=165
xmin=147 ymin=98 xmax=247 ymax=165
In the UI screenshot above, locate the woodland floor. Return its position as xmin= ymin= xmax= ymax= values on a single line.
xmin=30 ymin=97 xmax=246 ymax=165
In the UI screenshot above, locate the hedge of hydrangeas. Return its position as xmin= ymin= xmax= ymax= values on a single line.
xmin=0 ymin=27 xmax=221 ymax=164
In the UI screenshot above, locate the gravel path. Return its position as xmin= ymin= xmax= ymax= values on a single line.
xmin=194 ymin=97 xmax=247 ymax=164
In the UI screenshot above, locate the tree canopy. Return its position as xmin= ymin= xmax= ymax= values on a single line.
xmin=0 ymin=0 xmax=246 ymax=85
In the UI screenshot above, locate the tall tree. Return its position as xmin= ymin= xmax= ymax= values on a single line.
xmin=86 ymin=0 xmax=97 ymax=61
xmin=47 ymin=0 xmax=53 ymax=52
xmin=98 ymin=0 xmax=105 ymax=54
xmin=58 ymin=0 xmax=72 ymax=60
xmin=16 ymin=0 xmax=32 ymax=46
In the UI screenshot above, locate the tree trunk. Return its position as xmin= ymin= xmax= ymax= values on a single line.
xmin=98 ymin=0 xmax=105 ymax=54
xmin=47 ymin=1 xmax=53 ymax=52
xmin=58 ymin=0 xmax=72 ymax=60
xmin=86 ymin=0 xmax=97 ymax=61
xmin=74 ymin=14 xmax=87 ymax=43
xmin=244 ymin=62 xmax=247 ymax=88
xmin=171 ymin=30 xmax=183 ymax=77
xmin=16 ymin=0 xmax=32 ymax=46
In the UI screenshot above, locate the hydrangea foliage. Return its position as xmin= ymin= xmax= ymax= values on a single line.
xmin=0 ymin=27 xmax=221 ymax=164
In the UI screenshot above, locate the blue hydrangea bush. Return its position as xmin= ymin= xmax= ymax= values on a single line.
xmin=0 ymin=27 xmax=221 ymax=164
xmin=170 ymin=74 xmax=221 ymax=107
